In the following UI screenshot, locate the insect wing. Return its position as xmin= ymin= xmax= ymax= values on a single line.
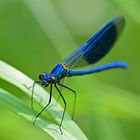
xmin=63 ymin=16 xmax=125 ymax=68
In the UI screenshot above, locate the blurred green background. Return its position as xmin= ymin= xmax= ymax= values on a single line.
xmin=0 ymin=0 xmax=140 ymax=140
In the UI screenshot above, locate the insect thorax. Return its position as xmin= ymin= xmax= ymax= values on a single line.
xmin=50 ymin=63 xmax=68 ymax=81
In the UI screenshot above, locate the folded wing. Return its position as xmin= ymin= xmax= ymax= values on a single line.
xmin=63 ymin=16 xmax=125 ymax=69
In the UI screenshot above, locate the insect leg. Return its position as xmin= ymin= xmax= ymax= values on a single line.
xmin=58 ymin=83 xmax=76 ymax=119
xmin=23 ymin=80 xmax=41 ymax=109
xmin=56 ymin=79 xmax=65 ymax=102
xmin=33 ymin=84 xmax=53 ymax=124
xmin=55 ymin=84 xmax=67 ymax=135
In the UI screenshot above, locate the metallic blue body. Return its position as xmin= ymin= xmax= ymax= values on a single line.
xmin=39 ymin=16 xmax=127 ymax=83
xmin=68 ymin=62 xmax=127 ymax=76
xmin=50 ymin=64 xmax=67 ymax=80
xmin=32 ymin=16 xmax=128 ymax=134
xmin=63 ymin=16 xmax=125 ymax=68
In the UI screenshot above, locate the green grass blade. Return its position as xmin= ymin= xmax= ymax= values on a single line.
xmin=0 ymin=88 xmax=78 ymax=140
xmin=23 ymin=0 xmax=77 ymax=58
xmin=0 ymin=60 xmax=88 ymax=140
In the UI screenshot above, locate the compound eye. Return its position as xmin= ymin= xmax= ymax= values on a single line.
xmin=39 ymin=73 xmax=44 ymax=80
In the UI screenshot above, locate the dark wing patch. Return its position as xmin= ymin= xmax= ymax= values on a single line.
xmin=63 ymin=16 xmax=125 ymax=68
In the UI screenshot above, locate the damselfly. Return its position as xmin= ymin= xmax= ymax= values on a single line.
xmin=29 ymin=16 xmax=128 ymax=134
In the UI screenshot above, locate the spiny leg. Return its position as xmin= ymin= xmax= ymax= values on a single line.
xmin=33 ymin=84 xmax=53 ymax=124
xmin=55 ymin=84 xmax=67 ymax=135
xmin=58 ymin=83 xmax=76 ymax=120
